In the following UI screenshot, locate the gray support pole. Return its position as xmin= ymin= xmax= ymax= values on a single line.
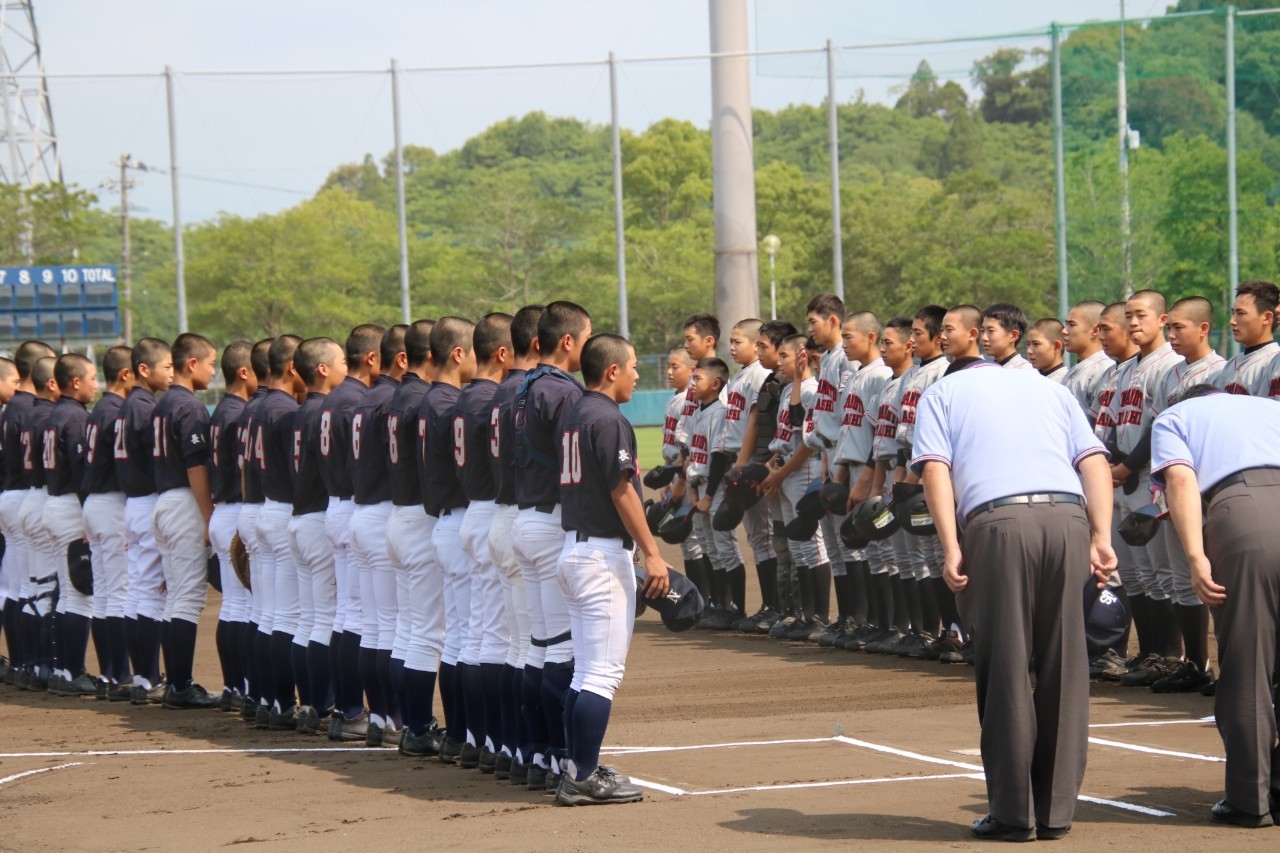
xmin=609 ymin=51 xmax=629 ymax=339
xmin=1118 ymin=2 xmax=1132 ymax=298
xmin=826 ymin=39 xmax=844 ymax=300
xmin=1052 ymin=24 xmax=1069 ymax=322
xmin=391 ymin=58 xmax=411 ymax=324
xmin=1226 ymin=4 xmax=1239 ymax=352
xmin=165 ymin=65 xmax=187 ymax=333
xmin=708 ymin=0 xmax=760 ymax=346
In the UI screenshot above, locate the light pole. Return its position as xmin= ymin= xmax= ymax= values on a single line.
xmin=762 ymin=234 xmax=780 ymax=320
xmin=102 ymin=155 xmax=148 ymax=342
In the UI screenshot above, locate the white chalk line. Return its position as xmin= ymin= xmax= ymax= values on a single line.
xmin=0 ymin=747 xmax=379 ymax=758
xmin=1089 ymin=717 xmax=1215 ymax=729
xmin=602 ymin=736 xmax=836 ymax=755
xmin=682 ymin=772 xmax=986 ymax=796
xmin=1089 ymin=736 xmax=1224 ymax=763
xmin=1078 ymin=796 xmax=1175 ymax=817
xmin=0 ymin=762 xmax=84 ymax=786
xmin=627 ymin=776 xmax=687 ymax=796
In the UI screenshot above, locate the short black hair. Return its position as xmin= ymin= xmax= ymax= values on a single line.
xmin=102 ymin=345 xmax=132 ymax=383
xmin=31 ymin=355 xmax=56 ymax=391
xmin=294 ymin=337 xmax=341 ymax=387
xmin=1170 ymin=296 xmax=1214 ymax=326
xmin=806 ymin=293 xmax=845 ymax=322
xmin=538 ymin=300 xmax=591 ymax=356
xmin=346 ymin=323 xmax=385 ymax=367
xmin=132 ymin=337 xmax=171 ymax=374
xmin=913 ymin=305 xmax=947 ymax=339
xmin=53 ymin=353 xmax=93 ymax=390
xmin=682 ymin=312 xmax=720 ymax=343
xmin=0 ymin=357 xmax=16 ymax=380
xmin=380 ymin=324 xmax=408 ymax=368
xmin=982 ymin=303 xmax=1028 ymax=339
xmin=1238 ymin=279 xmax=1280 ymax=330
xmin=220 ymin=341 xmax=252 ymax=386
xmin=172 ymin=333 xmax=216 ymax=373
xmin=475 ymin=312 xmax=513 ymax=363
xmin=844 ymin=311 xmax=881 ymax=336
xmin=695 ymin=356 xmax=729 ymax=390
xmin=429 ymin=316 xmax=476 ymax=366
xmin=268 ymin=334 xmax=302 ymax=379
xmin=1130 ymin=289 xmax=1167 ymax=314
xmin=251 ymin=339 xmax=273 ymax=382
xmin=580 ymin=333 xmax=633 ymax=387
xmin=511 ymin=305 xmax=544 ymax=357
xmin=14 ymin=340 xmax=55 ymax=381
xmin=405 ymin=319 xmax=436 ymax=367
xmin=885 ymin=316 xmax=914 ymax=339
xmin=758 ymin=320 xmax=798 ymax=348
xmin=946 ymin=304 xmax=983 ymax=331
xmin=779 ymin=333 xmax=807 ymax=353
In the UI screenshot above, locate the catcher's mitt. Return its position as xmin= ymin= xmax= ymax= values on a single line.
xmin=207 ymin=548 xmax=222 ymax=593
xmin=230 ymin=533 xmax=251 ymax=591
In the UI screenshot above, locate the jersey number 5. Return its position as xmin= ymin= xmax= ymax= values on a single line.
xmin=559 ymin=430 xmax=582 ymax=485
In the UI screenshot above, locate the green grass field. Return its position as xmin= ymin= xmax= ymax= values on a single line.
xmin=635 ymin=425 xmax=663 ymax=471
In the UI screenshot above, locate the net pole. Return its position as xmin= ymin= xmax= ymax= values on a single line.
xmin=610 ymin=51 xmax=629 ymax=340
xmin=165 ymin=65 xmax=188 ymax=333
xmin=826 ymin=39 xmax=844 ymax=300
xmin=1051 ymin=24 xmax=1069 ymax=323
xmin=391 ymin=59 xmax=411 ymax=324
xmin=1226 ymin=4 xmax=1239 ymax=354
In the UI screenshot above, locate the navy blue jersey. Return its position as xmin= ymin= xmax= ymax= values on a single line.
xmin=560 ymin=391 xmax=640 ymax=539
xmin=352 ymin=374 xmax=397 ymax=505
xmin=388 ymin=373 xmax=429 ymax=507
xmin=513 ymin=366 xmax=584 ymax=508
xmin=318 ymin=376 xmax=365 ymax=501
xmin=419 ymin=382 xmax=466 ymax=516
xmin=291 ymin=391 xmax=328 ymax=516
xmin=456 ymin=377 xmax=500 ymax=502
xmin=43 ymin=397 xmax=89 ymax=498
xmin=491 ymin=368 xmax=525 ymax=506
xmin=209 ymin=394 xmax=246 ymax=504
xmin=115 ymin=386 xmax=158 ymax=497
xmin=250 ymin=388 xmax=298 ymax=504
xmin=20 ymin=397 xmax=54 ymax=490
xmin=236 ymin=389 xmax=267 ymax=505
xmin=153 ymin=385 xmax=212 ymax=493
xmin=83 ymin=391 xmax=125 ymax=495
xmin=1 ymin=390 xmax=37 ymax=490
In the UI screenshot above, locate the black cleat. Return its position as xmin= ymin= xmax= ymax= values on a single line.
xmin=494 ymin=753 xmax=513 ymax=780
xmin=268 ymin=704 xmax=299 ymax=729
xmin=554 ymin=766 xmax=644 ymax=806
xmin=164 ymin=682 xmax=222 ymax=710
xmin=398 ymin=719 xmax=445 ymax=757
xmin=365 ymin=720 xmax=384 ymax=747
xmin=509 ymin=759 xmax=529 ymax=785
xmin=1151 ymin=661 xmax=1213 ymax=694
xmin=458 ymin=742 xmax=482 ymax=769
xmin=439 ymin=736 xmax=462 ymax=765
xmin=478 ymin=746 xmax=498 ymax=774
xmin=526 ymin=763 xmax=548 ymax=790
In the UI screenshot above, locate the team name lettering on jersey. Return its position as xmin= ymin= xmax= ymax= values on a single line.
xmin=899 ymin=390 xmax=921 ymax=425
xmin=1118 ymin=388 xmax=1144 ymax=426
xmin=841 ymin=393 xmax=866 ymax=428
xmin=874 ymin=403 xmax=898 ymax=438
xmin=814 ymin=378 xmax=838 ymax=414
xmin=689 ymin=432 xmax=709 ymax=467
xmin=725 ymin=389 xmax=747 ymax=422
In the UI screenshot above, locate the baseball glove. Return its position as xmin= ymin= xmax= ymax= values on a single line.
xmin=68 ymin=539 xmax=93 ymax=596
xmin=230 ymin=533 xmax=251 ymax=591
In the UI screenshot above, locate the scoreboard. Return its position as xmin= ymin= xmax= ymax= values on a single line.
xmin=0 ymin=265 xmax=121 ymax=341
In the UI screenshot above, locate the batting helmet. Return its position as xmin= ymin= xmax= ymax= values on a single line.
xmin=644 ymin=497 xmax=669 ymax=535
xmin=892 ymin=484 xmax=936 ymax=536
xmin=643 ymin=464 xmax=682 ymax=490
xmin=840 ymin=513 xmax=870 ymax=550
xmin=851 ymin=497 xmax=899 ymax=541
xmin=635 ymin=565 xmax=705 ymax=631
xmin=68 ymin=539 xmax=93 ymax=596
xmin=657 ymin=502 xmax=695 ymax=545
xmin=1118 ymin=504 xmax=1163 ymax=547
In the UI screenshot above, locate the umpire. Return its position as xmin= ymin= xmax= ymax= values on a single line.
xmin=1152 ymin=385 xmax=1280 ymax=829
xmin=911 ymin=358 xmax=1116 ymax=842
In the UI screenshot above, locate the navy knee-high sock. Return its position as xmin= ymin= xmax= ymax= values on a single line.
xmin=159 ymin=619 xmax=172 ymax=684
xmin=376 ymin=649 xmax=399 ymax=728
xmin=90 ymin=617 xmax=110 ymax=681
xmin=291 ymin=642 xmax=310 ymax=707
xmin=166 ymin=619 xmax=197 ymax=689
xmin=107 ymin=617 xmax=130 ymax=684
xmin=500 ymin=664 xmax=520 ymax=756
xmin=479 ymin=663 xmax=504 ymax=751
xmin=563 ymin=687 xmax=579 ymax=768
xmin=124 ymin=615 xmax=139 ymax=679
xmin=571 ymin=690 xmax=613 ymax=781
xmin=438 ymin=661 xmax=456 ymax=739
xmin=338 ymin=631 xmax=363 ymax=718
xmin=3 ymin=600 xmax=21 ymax=667
xmin=357 ymin=646 xmax=381 ymax=719
xmin=254 ymin=629 xmax=273 ymax=705
xmin=241 ymin=623 xmax=258 ymax=698
xmin=522 ymin=664 xmax=547 ymax=764
xmin=540 ymin=660 xmax=573 ymax=764
xmin=459 ymin=662 xmax=482 ymax=746
xmin=388 ymin=656 xmax=405 ymax=722
xmin=402 ymin=667 xmax=437 ymax=735
xmin=308 ymin=641 xmax=333 ymax=712
xmin=215 ymin=621 xmax=235 ymax=691
xmin=135 ymin=616 xmax=163 ymax=685
xmin=269 ymin=631 xmax=295 ymax=710
xmin=61 ymin=612 xmax=91 ymax=677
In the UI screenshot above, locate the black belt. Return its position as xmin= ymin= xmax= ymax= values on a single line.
xmin=530 ymin=630 xmax=572 ymax=648
xmin=1203 ymin=467 xmax=1280 ymax=503
xmin=575 ymin=530 xmax=634 ymax=550
xmin=534 ymin=503 xmax=556 ymax=514
xmin=966 ymin=492 xmax=1083 ymax=524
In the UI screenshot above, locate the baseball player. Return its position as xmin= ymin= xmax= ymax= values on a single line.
xmin=235 ymin=338 xmax=273 ymax=724
xmin=350 ymin=325 xmax=408 ymax=746
xmin=207 ymin=341 xmax=254 ymax=711
xmin=0 ymin=357 xmax=20 ymax=675
xmin=760 ymin=334 xmax=828 ymax=640
xmin=1025 ymin=319 xmax=1067 ymax=382
xmin=1220 ymin=279 xmax=1280 ymax=395
xmin=16 ymin=356 xmax=59 ymax=689
xmin=716 ymin=320 xmax=774 ymax=631
xmin=250 ymin=334 xmax=304 ymax=727
xmin=805 ymin=294 xmax=857 ymax=642
xmin=685 ymin=357 xmax=735 ymax=628
xmin=487 ymin=304 xmax=543 ymax=782
xmin=510 ymin=300 xmax=591 ymax=790
xmin=151 ymin=333 xmax=219 ymax=710
xmin=420 ymin=316 xmax=478 ymax=764
xmin=832 ymin=312 xmax=892 ymax=647
xmin=1111 ymin=291 xmax=1185 ymax=687
xmin=116 ymin=338 xmax=174 ymax=703
xmin=383 ymin=320 xmax=441 ymax=756
xmin=289 ymin=337 xmax=349 ymax=734
xmin=317 ymin=324 xmax=381 ymax=740
xmin=913 ymin=357 xmax=1115 ymax=841
xmin=938 ymin=305 xmax=982 ymax=361
xmin=660 ymin=348 xmax=705 ymax=595
xmin=0 ymin=340 xmax=55 ymax=687
xmin=980 ymin=303 xmax=1034 ymax=370
xmin=1062 ymin=300 xmax=1112 ymax=422
xmin=42 ymin=354 xmax=97 ymax=697
xmin=673 ymin=313 xmax=721 ymax=604
xmin=554 ymin=333 xmax=669 ymax=807
xmin=455 ymin=313 xmax=513 ymax=772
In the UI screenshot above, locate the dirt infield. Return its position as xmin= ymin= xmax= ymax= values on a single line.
xmin=1 ymin=574 xmax=1272 ymax=852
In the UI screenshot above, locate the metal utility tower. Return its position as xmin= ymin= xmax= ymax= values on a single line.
xmin=0 ymin=0 xmax=60 ymax=187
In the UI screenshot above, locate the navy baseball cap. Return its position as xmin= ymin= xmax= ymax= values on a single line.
xmin=784 ymin=512 xmax=822 ymax=542
xmin=712 ymin=499 xmax=746 ymax=532
xmin=722 ymin=463 xmax=768 ymax=510
xmin=820 ymin=481 xmax=850 ymax=516
xmin=643 ymin=464 xmax=682 ymax=490
xmin=1083 ymin=580 xmax=1129 ymax=659
xmin=635 ymin=566 xmax=705 ymax=631
xmin=796 ymin=478 xmax=827 ymax=522
xmin=1118 ymin=504 xmax=1164 ymax=547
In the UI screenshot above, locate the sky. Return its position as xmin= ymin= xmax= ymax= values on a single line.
xmin=25 ymin=0 xmax=1159 ymax=224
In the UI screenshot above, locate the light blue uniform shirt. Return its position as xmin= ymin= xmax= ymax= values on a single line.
xmin=908 ymin=362 xmax=1107 ymax=518
xmin=1151 ymin=393 xmax=1280 ymax=492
